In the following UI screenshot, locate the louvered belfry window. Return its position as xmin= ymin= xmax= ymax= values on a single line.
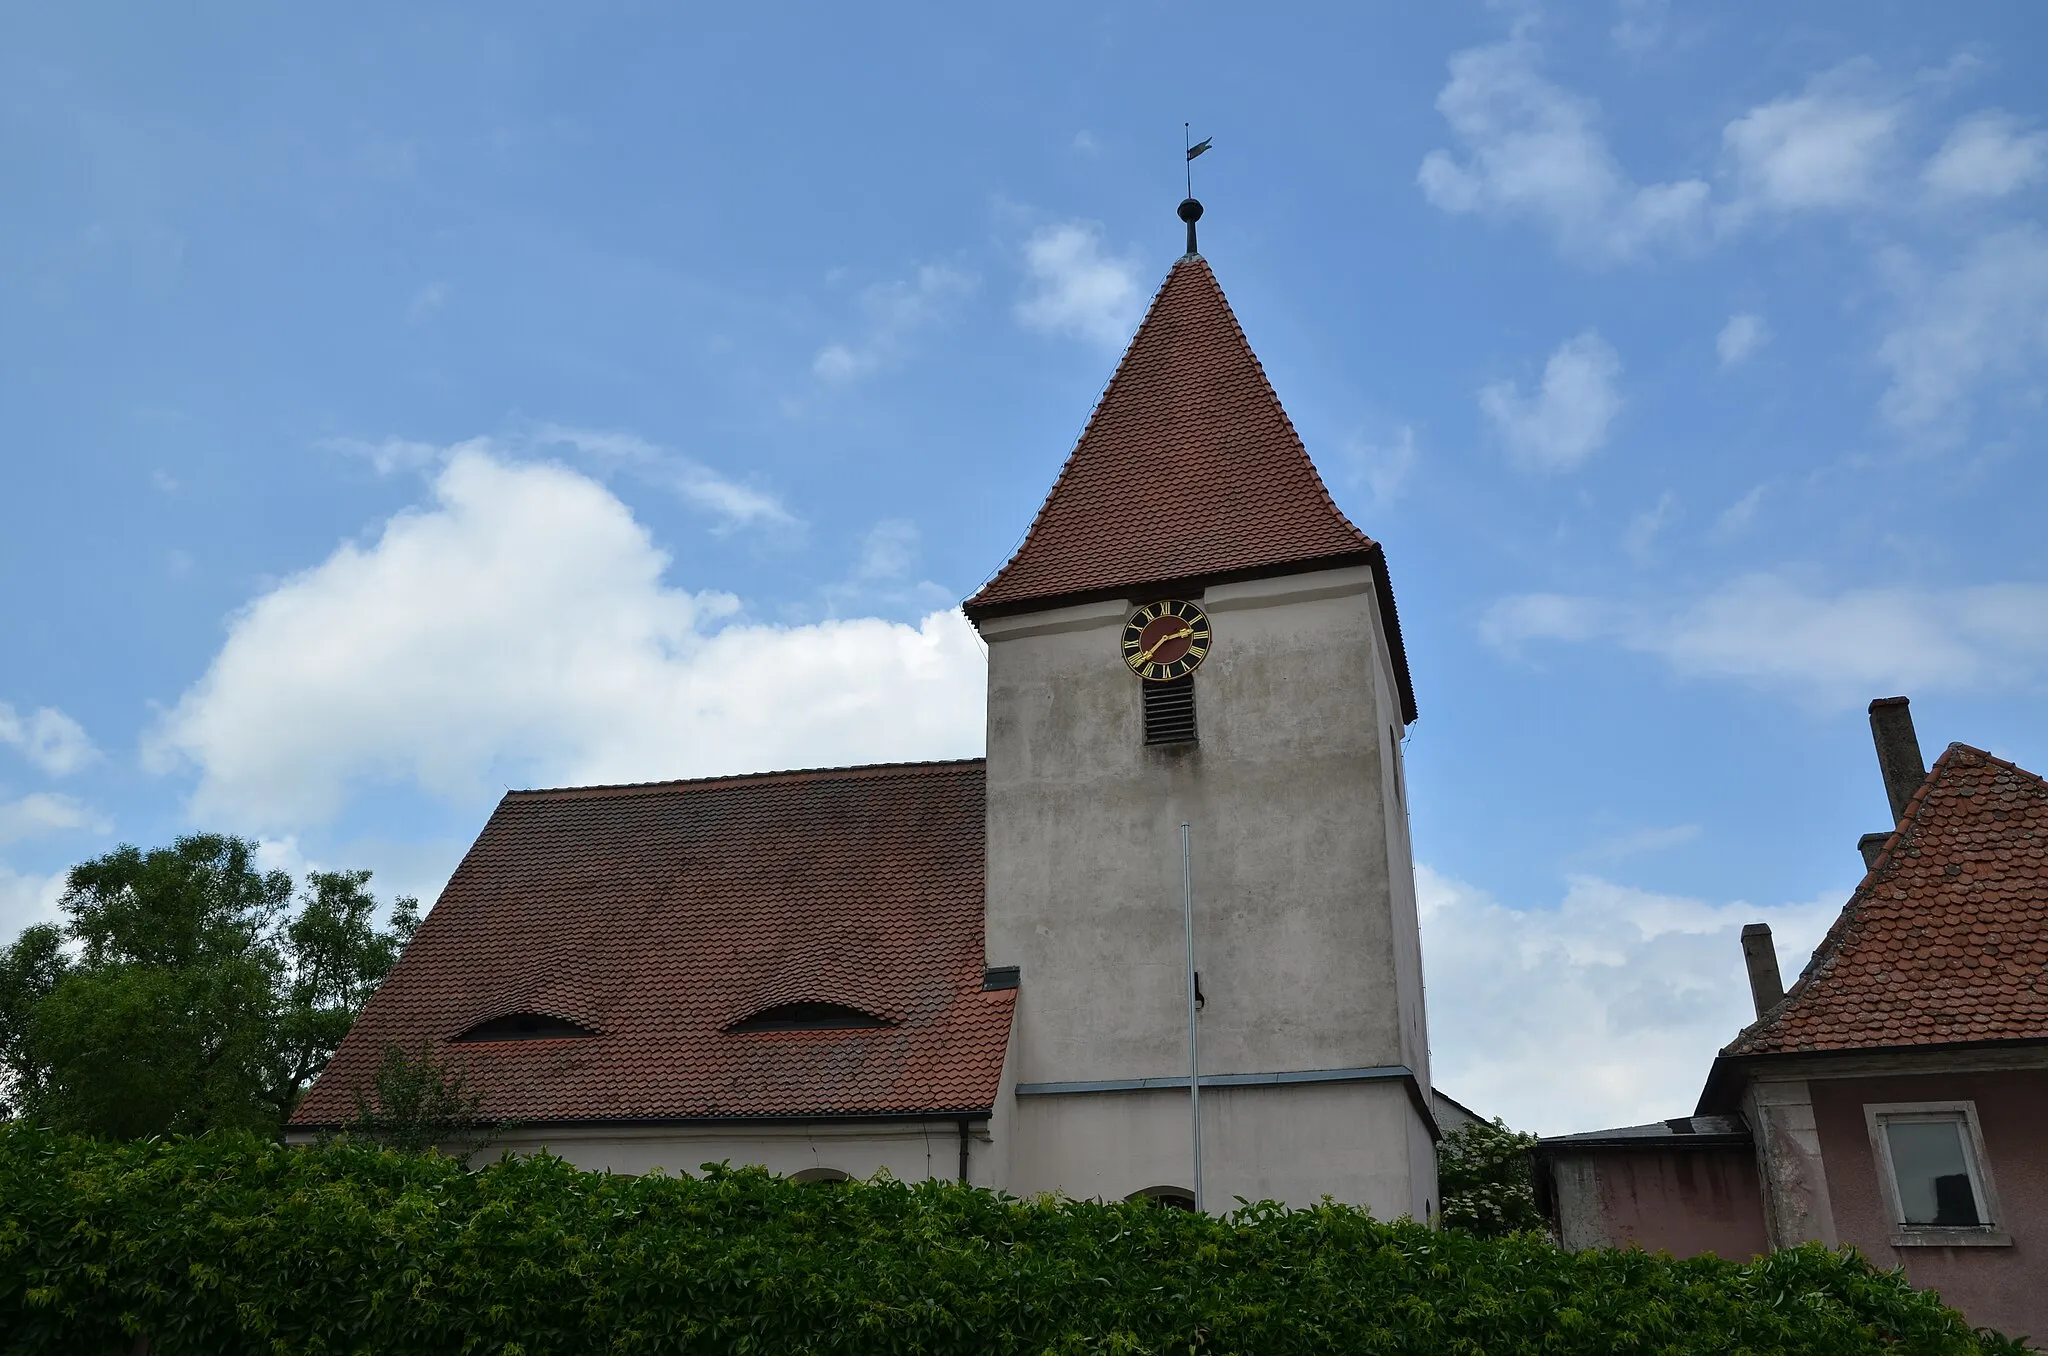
xmin=1143 ymin=674 xmax=1198 ymax=745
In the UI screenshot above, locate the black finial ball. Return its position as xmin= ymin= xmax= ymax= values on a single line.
xmin=1177 ymin=197 xmax=1204 ymax=224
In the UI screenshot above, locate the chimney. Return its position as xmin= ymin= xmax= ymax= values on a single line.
xmin=1868 ymin=696 xmax=1926 ymax=825
xmin=1857 ymin=832 xmax=1890 ymax=872
xmin=1740 ymin=923 xmax=1784 ymax=1019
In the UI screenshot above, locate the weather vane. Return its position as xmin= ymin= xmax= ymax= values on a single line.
xmin=1181 ymin=124 xmax=1212 ymax=256
xmin=1184 ymin=123 xmax=1212 ymax=199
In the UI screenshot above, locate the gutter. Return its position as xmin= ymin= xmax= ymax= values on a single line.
xmin=288 ymin=1108 xmax=995 ymax=1135
xmin=1694 ymin=1035 xmax=2048 ymax=1117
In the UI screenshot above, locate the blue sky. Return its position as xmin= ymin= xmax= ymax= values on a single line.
xmin=4 ymin=1 xmax=2046 ymax=1133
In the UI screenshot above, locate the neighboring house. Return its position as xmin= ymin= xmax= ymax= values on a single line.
xmin=1537 ymin=697 xmax=2048 ymax=1340
xmin=290 ymin=201 xmax=1443 ymax=1218
xmin=1433 ymin=1089 xmax=1488 ymax=1136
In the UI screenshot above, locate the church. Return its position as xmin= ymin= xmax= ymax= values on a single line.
xmin=290 ymin=200 xmax=1439 ymax=1219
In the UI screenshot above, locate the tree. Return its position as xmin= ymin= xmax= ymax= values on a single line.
xmin=0 ymin=834 xmax=418 ymax=1139
xmin=340 ymin=1039 xmax=497 ymax=1159
xmin=1437 ymin=1116 xmax=1546 ymax=1237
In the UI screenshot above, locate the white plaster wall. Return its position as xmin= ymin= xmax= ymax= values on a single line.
xmin=980 ymin=565 xmax=1432 ymax=1208
xmin=979 ymin=1001 xmax=1023 ymax=1190
xmin=1407 ymin=1094 xmax=1441 ymax=1220
xmin=477 ymin=1120 xmax=987 ymax=1182
xmin=1008 ymin=1080 xmax=1422 ymax=1215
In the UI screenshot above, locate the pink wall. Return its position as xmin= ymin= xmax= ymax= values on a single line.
xmin=1811 ymin=1069 xmax=2047 ymax=1344
xmin=1584 ymin=1148 xmax=1769 ymax=1260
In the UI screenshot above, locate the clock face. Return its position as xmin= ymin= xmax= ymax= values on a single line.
xmin=1122 ymin=599 xmax=1211 ymax=681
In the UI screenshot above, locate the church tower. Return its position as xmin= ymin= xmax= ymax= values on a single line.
xmin=965 ymin=203 xmax=1434 ymax=1217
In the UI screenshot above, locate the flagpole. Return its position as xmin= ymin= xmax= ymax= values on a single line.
xmin=1181 ymin=821 xmax=1203 ymax=1213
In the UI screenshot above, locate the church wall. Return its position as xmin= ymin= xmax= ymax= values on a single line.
xmin=1007 ymin=1078 xmax=1421 ymax=1215
xmin=1363 ymin=570 xmax=1431 ymax=1096
xmin=1407 ymin=1091 xmax=1441 ymax=1221
xmin=477 ymin=1118 xmax=986 ymax=1184
xmin=981 ymin=564 xmax=1431 ymax=1207
xmin=980 ymin=997 xmax=1024 ymax=1191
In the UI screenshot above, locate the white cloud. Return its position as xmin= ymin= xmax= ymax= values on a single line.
xmin=147 ymin=448 xmax=985 ymax=831
xmin=1609 ymin=0 xmax=1670 ymax=56
xmin=821 ymin=518 xmax=953 ymax=617
xmin=325 ymin=436 xmax=452 ymax=476
xmin=1713 ymin=482 xmax=1769 ymax=537
xmin=1015 ymin=221 xmax=1145 ymax=347
xmin=1924 ymin=112 xmax=2048 ymax=199
xmin=329 ymin=430 xmax=797 ymax=534
xmin=1716 ymin=312 xmax=1770 ymax=368
xmin=405 ymin=281 xmax=449 ymax=326
xmin=813 ymin=263 xmax=971 ymax=382
xmin=1481 ymin=573 xmax=2048 ymax=704
xmin=1479 ymin=592 xmax=1606 ymax=650
xmin=0 ymin=703 xmax=97 ymax=777
xmin=1620 ymin=491 xmax=1676 ymax=563
xmin=0 ymin=793 xmax=109 ymax=844
xmin=1877 ymin=227 xmax=2048 ymax=442
xmin=1575 ymin=823 xmax=1702 ymax=865
xmin=532 ymin=426 xmax=797 ymax=532
xmin=1417 ymin=39 xmax=1708 ymax=263
xmin=1421 ymin=864 xmax=1842 ymax=1133
xmin=1721 ymin=66 xmax=1901 ymax=215
xmin=1479 ymin=331 xmax=1623 ymax=472
xmin=1344 ymin=425 xmax=1418 ymax=507
xmin=0 ymin=863 xmax=68 ymax=942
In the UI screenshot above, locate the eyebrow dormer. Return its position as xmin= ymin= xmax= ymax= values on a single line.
xmin=725 ymin=1002 xmax=892 ymax=1032
xmin=451 ymin=1011 xmax=599 ymax=1042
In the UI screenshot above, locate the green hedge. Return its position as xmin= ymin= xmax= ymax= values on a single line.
xmin=0 ymin=1126 xmax=2023 ymax=1355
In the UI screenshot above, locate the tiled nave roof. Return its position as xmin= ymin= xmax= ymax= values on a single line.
xmin=292 ymin=760 xmax=1011 ymax=1127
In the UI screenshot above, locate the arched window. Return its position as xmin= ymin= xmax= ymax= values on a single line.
xmin=451 ymin=1012 xmax=599 ymax=1042
xmin=726 ymin=1002 xmax=890 ymax=1032
xmin=1126 ymin=1185 xmax=1197 ymax=1211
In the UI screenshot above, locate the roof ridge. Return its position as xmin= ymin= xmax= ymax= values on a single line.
xmin=505 ymin=757 xmax=987 ymax=801
xmin=1952 ymin=739 xmax=2048 ymax=790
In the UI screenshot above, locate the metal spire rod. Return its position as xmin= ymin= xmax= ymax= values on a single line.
xmin=1185 ymin=122 xmax=1193 ymax=199
xmin=1181 ymin=821 xmax=1203 ymax=1212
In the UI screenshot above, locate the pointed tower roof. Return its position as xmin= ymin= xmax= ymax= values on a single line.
xmin=965 ymin=246 xmax=1417 ymax=722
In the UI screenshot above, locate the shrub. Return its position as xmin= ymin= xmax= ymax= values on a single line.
xmin=1436 ymin=1116 xmax=1544 ymax=1237
xmin=0 ymin=1126 xmax=2024 ymax=1355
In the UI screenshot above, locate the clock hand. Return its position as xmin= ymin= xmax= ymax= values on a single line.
xmin=1135 ymin=625 xmax=1195 ymax=665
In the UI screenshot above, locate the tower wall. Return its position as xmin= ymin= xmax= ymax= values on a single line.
xmin=980 ymin=564 xmax=1434 ymax=1214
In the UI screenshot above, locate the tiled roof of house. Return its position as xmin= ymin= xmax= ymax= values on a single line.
xmin=963 ymin=252 xmax=1417 ymax=723
xmin=291 ymin=760 xmax=1011 ymax=1127
xmin=1723 ymin=744 xmax=2048 ymax=1057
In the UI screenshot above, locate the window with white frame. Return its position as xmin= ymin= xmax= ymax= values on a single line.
xmin=1864 ymin=1101 xmax=2005 ymax=1242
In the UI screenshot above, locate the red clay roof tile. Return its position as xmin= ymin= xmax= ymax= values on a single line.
xmin=1724 ymin=744 xmax=2048 ymax=1056
xmin=291 ymin=760 xmax=1010 ymax=1126
xmin=963 ymin=254 xmax=1417 ymax=723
